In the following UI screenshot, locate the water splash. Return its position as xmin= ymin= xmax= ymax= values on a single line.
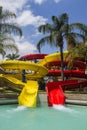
xmin=13 ymin=106 xmax=27 ymax=112
xmin=53 ymin=104 xmax=77 ymax=113
xmin=7 ymin=106 xmax=27 ymax=113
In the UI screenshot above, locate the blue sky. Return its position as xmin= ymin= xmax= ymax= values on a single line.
xmin=0 ymin=0 xmax=87 ymax=58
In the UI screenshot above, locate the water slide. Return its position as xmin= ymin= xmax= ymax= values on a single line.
xmin=0 ymin=60 xmax=48 ymax=107
xmin=18 ymin=80 xmax=38 ymax=107
xmin=46 ymin=80 xmax=78 ymax=106
xmin=47 ymin=69 xmax=87 ymax=78
xmin=37 ymin=51 xmax=68 ymax=66
xmin=46 ymin=82 xmax=66 ymax=106
xmin=45 ymin=60 xmax=86 ymax=69
xmin=0 ymin=60 xmax=48 ymax=78
xmin=39 ymin=52 xmax=87 ymax=106
xmin=0 ymin=74 xmax=39 ymax=107
xmin=19 ymin=53 xmax=47 ymax=60
xmin=0 ymin=52 xmax=65 ymax=107
xmin=0 ymin=74 xmax=24 ymax=88
xmin=0 ymin=51 xmax=87 ymax=107
xmin=46 ymin=79 xmax=87 ymax=106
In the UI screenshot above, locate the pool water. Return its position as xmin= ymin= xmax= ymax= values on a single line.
xmin=0 ymin=104 xmax=87 ymax=130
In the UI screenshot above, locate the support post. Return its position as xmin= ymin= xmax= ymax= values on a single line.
xmin=22 ymin=58 xmax=26 ymax=82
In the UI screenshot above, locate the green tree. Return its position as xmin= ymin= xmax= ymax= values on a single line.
xmin=66 ymin=43 xmax=87 ymax=69
xmin=0 ymin=6 xmax=22 ymax=57
xmin=6 ymin=53 xmax=20 ymax=60
xmin=37 ymin=13 xmax=87 ymax=80
xmin=0 ymin=34 xmax=19 ymax=57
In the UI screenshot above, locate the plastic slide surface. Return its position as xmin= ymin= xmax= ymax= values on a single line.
xmin=47 ymin=70 xmax=87 ymax=78
xmin=0 ymin=74 xmax=24 ymax=88
xmin=37 ymin=51 xmax=68 ymax=66
xmin=1 ymin=51 xmax=87 ymax=107
xmin=18 ymin=80 xmax=38 ymax=107
xmin=0 ymin=60 xmax=47 ymax=107
xmin=0 ymin=74 xmax=38 ymax=107
xmin=0 ymin=60 xmax=48 ymax=78
xmin=45 ymin=60 xmax=86 ymax=69
xmin=46 ymin=82 xmax=66 ymax=106
xmin=19 ymin=54 xmax=47 ymax=60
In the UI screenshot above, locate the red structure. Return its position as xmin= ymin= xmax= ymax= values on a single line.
xmin=45 ymin=60 xmax=86 ymax=69
xmin=19 ymin=54 xmax=47 ymax=60
xmin=46 ymin=83 xmax=65 ymax=106
xmin=46 ymin=79 xmax=87 ymax=106
xmin=46 ymin=80 xmax=78 ymax=106
xmin=19 ymin=53 xmax=87 ymax=106
xmin=47 ymin=69 xmax=87 ymax=78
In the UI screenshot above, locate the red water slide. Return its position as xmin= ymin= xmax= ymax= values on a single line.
xmin=46 ymin=79 xmax=87 ymax=106
xmin=45 ymin=60 xmax=86 ymax=69
xmin=46 ymin=60 xmax=87 ymax=105
xmin=19 ymin=54 xmax=47 ymax=60
xmin=46 ymin=82 xmax=65 ymax=106
xmin=46 ymin=80 xmax=78 ymax=106
xmin=19 ymin=54 xmax=87 ymax=106
xmin=47 ymin=69 xmax=87 ymax=78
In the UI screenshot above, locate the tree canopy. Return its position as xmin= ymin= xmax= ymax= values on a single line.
xmin=37 ymin=13 xmax=87 ymax=80
xmin=0 ymin=6 xmax=22 ymax=57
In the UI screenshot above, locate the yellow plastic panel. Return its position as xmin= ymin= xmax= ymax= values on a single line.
xmin=18 ymin=81 xmax=38 ymax=107
xmin=37 ymin=51 xmax=68 ymax=66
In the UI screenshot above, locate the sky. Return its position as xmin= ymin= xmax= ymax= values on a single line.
xmin=0 ymin=0 xmax=87 ymax=59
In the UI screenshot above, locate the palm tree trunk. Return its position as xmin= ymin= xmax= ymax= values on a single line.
xmin=60 ymin=46 xmax=64 ymax=81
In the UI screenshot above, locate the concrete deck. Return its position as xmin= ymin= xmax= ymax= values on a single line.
xmin=0 ymin=92 xmax=87 ymax=106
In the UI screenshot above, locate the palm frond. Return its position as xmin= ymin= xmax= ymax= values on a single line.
xmin=37 ymin=35 xmax=55 ymax=52
xmin=52 ymin=15 xmax=59 ymax=26
xmin=59 ymin=13 xmax=68 ymax=25
xmin=38 ymin=24 xmax=53 ymax=34
xmin=0 ymin=48 xmax=6 ymax=57
xmin=0 ymin=23 xmax=22 ymax=37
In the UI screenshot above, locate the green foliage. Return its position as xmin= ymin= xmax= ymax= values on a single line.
xmin=37 ymin=13 xmax=87 ymax=80
xmin=6 ymin=53 xmax=20 ymax=60
xmin=66 ymin=44 xmax=87 ymax=69
xmin=0 ymin=6 xmax=22 ymax=58
xmin=37 ymin=13 xmax=87 ymax=53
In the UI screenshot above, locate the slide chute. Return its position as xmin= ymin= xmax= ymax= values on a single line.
xmin=46 ymin=82 xmax=66 ymax=106
xmin=0 ymin=51 xmax=87 ymax=107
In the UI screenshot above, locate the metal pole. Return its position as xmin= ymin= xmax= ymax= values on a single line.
xmin=22 ymin=58 xmax=26 ymax=82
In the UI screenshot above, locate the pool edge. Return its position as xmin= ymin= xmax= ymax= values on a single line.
xmin=0 ymin=92 xmax=87 ymax=106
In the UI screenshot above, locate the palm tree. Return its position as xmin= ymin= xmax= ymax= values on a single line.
xmin=6 ymin=53 xmax=20 ymax=60
xmin=37 ymin=13 xmax=87 ymax=80
xmin=0 ymin=6 xmax=22 ymax=57
xmin=0 ymin=34 xmax=19 ymax=57
xmin=0 ymin=7 xmax=22 ymax=36
xmin=66 ymin=43 xmax=87 ymax=69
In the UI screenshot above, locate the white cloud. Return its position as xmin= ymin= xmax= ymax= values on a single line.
xmin=18 ymin=41 xmax=37 ymax=56
xmin=0 ymin=42 xmax=37 ymax=61
xmin=17 ymin=10 xmax=47 ymax=27
xmin=10 ymin=35 xmax=37 ymax=56
xmin=54 ymin=0 xmax=61 ymax=3
xmin=0 ymin=0 xmax=28 ymax=12
xmin=0 ymin=0 xmax=47 ymax=27
xmin=34 ymin=0 xmax=47 ymax=4
xmin=0 ymin=36 xmax=37 ymax=61
xmin=0 ymin=0 xmax=47 ymax=13
xmin=0 ymin=0 xmax=47 ymax=58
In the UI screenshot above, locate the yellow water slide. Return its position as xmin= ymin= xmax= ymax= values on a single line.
xmin=0 ymin=51 xmax=68 ymax=107
xmin=0 ymin=74 xmax=38 ymax=107
xmin=0 ymin=60 xmax=48 ymax=78
xmin=0 ymin=60 xmax=48 ymax=107
xmin=37 ymin=51 xmax=68 ymax=66
xmin=0 ymin=74 xmax=24 ymax=87
xmin=18 ymin=80 xmax=38 ymax=107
